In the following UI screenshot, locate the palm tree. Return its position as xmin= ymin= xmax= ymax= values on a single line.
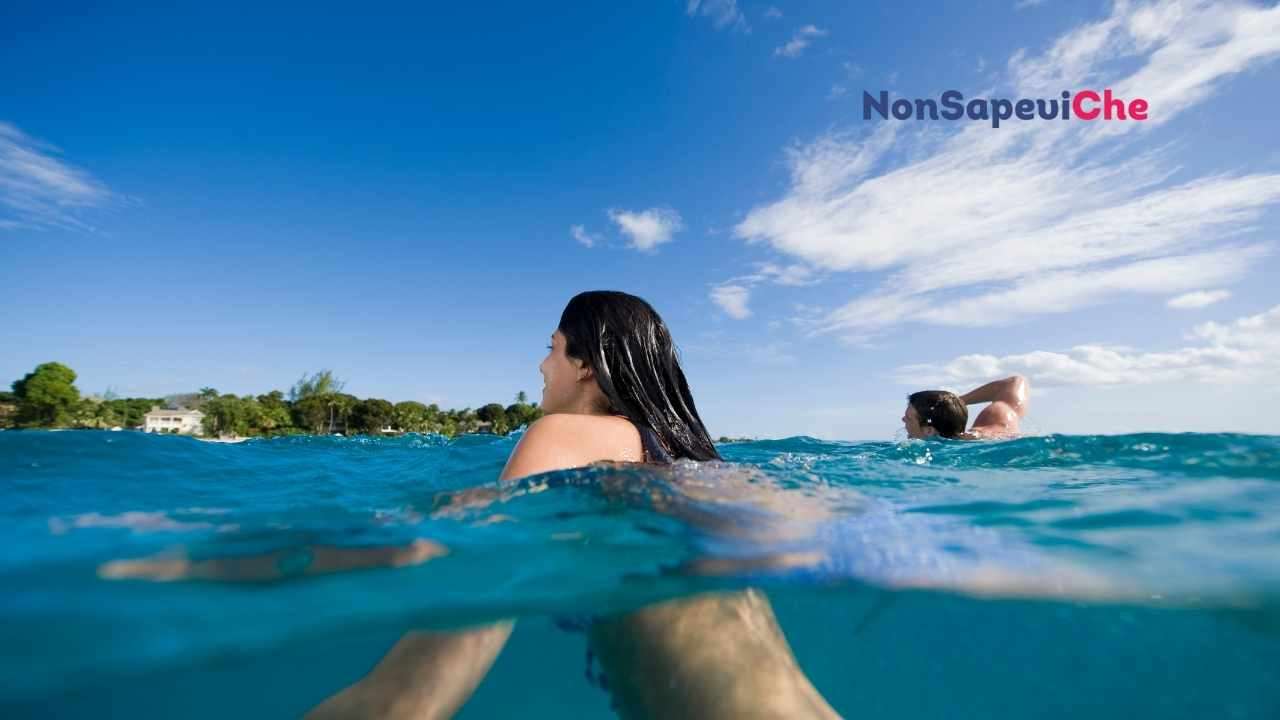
xmin=289 ymin=370 xmax=345 ymax=402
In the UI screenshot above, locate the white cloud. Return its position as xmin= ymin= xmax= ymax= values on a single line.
xmin=710 ymin=284 xmax=752 ymax=319
xmin=687 ymin=0 xmax=749 ymax=32
xmin=709 ymin=261 xmax=820 ymax=318
xmin=764 ymin=7 xmax=783 ymax=20
xmin=569 ymin=224 xmax=599 ymax=248
xmin=1168 ymin=289 xmax=1231 ymax=309
xmin=0 ymin=122 xmax=111 ymax=231
xmin=607 ymin=207 xmax=683 ymax=251
xmin=774 ymin=25 xmax=827 ymax=58
xmin=754 ymin=262 xmax=818 ymax=286
xmin=897 ymin=304 xmax=1280 ymax=388
xmin=1015 ymin=0 xmax=1047 ymax=10
xmin=1009 ymin=0 xmax=1280 ymax=136
xmin=735 ymin=0 xmax=1280 ymax=338
xmin=903 ymin=246 xmax=1262 ymax=329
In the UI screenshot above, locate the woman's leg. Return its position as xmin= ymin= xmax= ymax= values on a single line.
xmin=588 ymin=590 xmax=840 ymax=720
xmin=305 ymin=621 xmax=514 ymax=720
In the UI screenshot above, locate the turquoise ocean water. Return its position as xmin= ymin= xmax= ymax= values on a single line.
xmin=2 ymin=429 xmax=1279 ymax=718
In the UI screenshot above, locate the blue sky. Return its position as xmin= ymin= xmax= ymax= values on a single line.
xmin=3 ymin=0 xmax=1279 ymax=439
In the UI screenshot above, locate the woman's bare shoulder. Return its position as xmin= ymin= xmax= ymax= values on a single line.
xmin=501 ymin=414 xmax=642 ymax=481
xmin=532 ymin=413 xmax=642 ymax=459
xmin=524 ymin=412 xmax=629 ymax=435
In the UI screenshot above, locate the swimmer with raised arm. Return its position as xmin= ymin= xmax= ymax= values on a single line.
xmin=902 ymin=375 xmax=1030 ymax=440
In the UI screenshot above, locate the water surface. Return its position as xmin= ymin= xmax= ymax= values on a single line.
xmin=3 ymin=430 xmax=1278 ymax=718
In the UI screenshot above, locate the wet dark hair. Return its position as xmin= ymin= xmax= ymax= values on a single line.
xmin=558 ymin=290 xmax=721 ymax=461
xmin=908 ymin=390 xmax=968 ymax=439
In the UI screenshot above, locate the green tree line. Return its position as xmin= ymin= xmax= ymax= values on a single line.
xmin=1 ymin=363 xmax=542 ymax=438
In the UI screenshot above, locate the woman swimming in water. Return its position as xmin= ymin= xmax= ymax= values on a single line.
xmin=100 ymin=291 xmax=1114 ymax=716
xmin=304 ymin=290 xmax=840 ymax=719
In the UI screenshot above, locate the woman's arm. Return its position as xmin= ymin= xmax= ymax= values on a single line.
xmin=99 ymin=416 xmax=595 ymax=583
xmin=98 ymin=539 xmax=446 ymax=582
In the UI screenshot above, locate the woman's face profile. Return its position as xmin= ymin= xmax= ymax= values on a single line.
xmin=539 ymin=330 xmax=581 ymax=414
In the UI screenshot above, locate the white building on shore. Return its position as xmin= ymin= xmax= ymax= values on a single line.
xmin=143 ymin=407 xmax=205 ymax=435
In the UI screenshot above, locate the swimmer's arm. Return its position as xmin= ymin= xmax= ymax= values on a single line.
xmin=960 ymin=375 xmax=1030 ymax=411
xmin=100 ymin=416 xmax=591 ymax=583
xmin=307 ymin=417 xmax=592 ymax=720
xmin=961 ymin=375 xmax=1030 ymax=432
xmin=98 ymin=539 xmax=447 ymax=583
